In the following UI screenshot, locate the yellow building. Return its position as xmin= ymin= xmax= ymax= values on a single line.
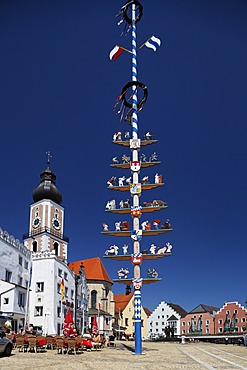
xmin=114 ymin=292 xmax=149 ymax=339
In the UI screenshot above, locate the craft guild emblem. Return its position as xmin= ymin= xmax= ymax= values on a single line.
xmin=130 ymin=139 xmax=140 ymax=149
xmin=130 ymin=160 xmax=141 ymax=172
xmin=131 ymin=206 xmax=142 ymax=218
xmin=131 ymin=253 xmax=143 ymax=265
xmin=132 ymin=278 xmax=143 ymax=290
xmin=130 ymin=183 xmax=142 ymax=195
xmin=131 ymin=229 xmax=142 ymax=241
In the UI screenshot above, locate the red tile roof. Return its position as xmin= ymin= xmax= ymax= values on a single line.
xmin=68 ymin=257 xmax=112 ymax=284
xmin=114 ymin=293 xmax=134 ymax=313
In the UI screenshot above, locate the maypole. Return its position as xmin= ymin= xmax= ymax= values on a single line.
xmin=131 ymin=2 xmax=142 ymax=354
xmin=103 ymin=0 xmax=173 ymax=356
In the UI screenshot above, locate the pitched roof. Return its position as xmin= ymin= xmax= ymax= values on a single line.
xmin=168 ymin=303 xmax=187 ymax=318
xmin=68 ymin=257 xmax=112 ymax=284
xmin=114 ymin=293 xmax=134 ymax=313
xmin=190 ymin=304 xmax=220 ymax=314
xmin=144 ymin=307 xmax=152 ymax=317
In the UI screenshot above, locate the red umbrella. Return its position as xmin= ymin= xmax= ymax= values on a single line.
xmin=64 ymin=308 xmax=73 ymax=324
xmin=92 ymin=315 xmax=98 ymax=334
xmin=64 ymin=308 xmax=77 ymax=337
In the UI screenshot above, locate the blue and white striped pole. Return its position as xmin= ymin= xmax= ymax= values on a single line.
xmin=131 ymin=3 xmax=142 ymax=355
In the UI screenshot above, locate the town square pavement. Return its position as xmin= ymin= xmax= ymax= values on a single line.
xmin=1 ymin=341 xmax=247 ymax=369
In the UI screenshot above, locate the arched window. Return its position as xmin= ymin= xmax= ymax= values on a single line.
xmin=54 ymin=242 xmax=59 ymax=256
xmin=91 ymin=290 xmax=97 ymax=309
xmin=32 ymin=241 xmax=37 ymax=253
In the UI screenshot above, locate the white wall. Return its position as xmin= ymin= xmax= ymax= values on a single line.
xmin=147 ymin=302 xmax=181 ymax=337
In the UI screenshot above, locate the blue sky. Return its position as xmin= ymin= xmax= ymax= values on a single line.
xmin=0 ymin=0 xmax=247 ymax=313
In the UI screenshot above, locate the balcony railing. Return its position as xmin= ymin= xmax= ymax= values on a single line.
xmin=23 ymin=227 xmax=69 ymax=243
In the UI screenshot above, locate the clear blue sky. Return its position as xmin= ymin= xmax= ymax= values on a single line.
xmin=0 ymin=0 xmax=247 ymax=313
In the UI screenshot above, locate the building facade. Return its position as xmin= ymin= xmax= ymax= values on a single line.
xmin=0 ymin=227 xmax=31 ymax=332
xmin=148 ymin=301 xmax=187 ymax=338
xmin=214 ymin=301 xmax=247 ymax=334
xmin=69 ymin=257 xmax=114 ymax=336
xmin=115 ymin=292 xmax=149 ymax=338
xmin=181 ymin=304 xmax=219 ymax=335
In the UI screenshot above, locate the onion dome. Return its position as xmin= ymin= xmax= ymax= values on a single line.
xmin=32 ymin=153 xmax=62 ymax=205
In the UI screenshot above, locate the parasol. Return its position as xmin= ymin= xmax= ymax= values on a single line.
xmin=92 ymin=315 xmax=98 ymax=334
xmin=63 ymin=308 xmax=77 ymax=337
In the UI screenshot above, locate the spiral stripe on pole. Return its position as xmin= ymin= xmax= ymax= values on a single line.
xmin=132 ymin=12 xmax=138 ymax=139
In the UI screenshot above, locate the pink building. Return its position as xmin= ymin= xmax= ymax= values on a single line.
xmin=181 ymin=304 xmax=219 ymax=335
xmin=214 ymin=301 xmax=247 ymax=334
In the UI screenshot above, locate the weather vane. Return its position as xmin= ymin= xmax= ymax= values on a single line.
xmin=46 ymin=150 xmax=52 ymax=165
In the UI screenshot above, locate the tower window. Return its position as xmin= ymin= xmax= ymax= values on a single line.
xmin=19 ymin=256 xmax=23 ymax=266
xmin=36 ymin=282 xmax=44 ymax=292
xmin=35 ymin=306 xmax=43 ymax=316
xmin=5 ymin=270 xmax=12 ymax=282
xmin=32 ymin=241 xmax=37 ymax=253
xmin=54 ymin=242 xmax=59 ymax=256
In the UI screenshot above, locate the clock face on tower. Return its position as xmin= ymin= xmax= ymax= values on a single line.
xmin=32 ymin=216 xmax=41 ymax=228
xmin=52 ymin=217 xmax=61 ymax=230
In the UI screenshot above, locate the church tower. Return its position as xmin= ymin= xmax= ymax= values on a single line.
xmin=24 ymin=153 xmax=68 ymax=261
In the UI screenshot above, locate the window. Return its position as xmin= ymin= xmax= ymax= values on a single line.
xmin=65 ymin=287 xmax=68 ymax=297
xmin=36 ymin=282 xmax=44 ymax=292
xmin=162 ymin=308 xmax=164 ymax=311
xmin=57 ymin=283 xmax=61 ymax=294
xmin=58 ymin=269 xmax=62 ymax=277
xmin=18 ymin=276 xmax=23 ymax=286
xmin=54 ymin=242 xmax=59 ymax=256
xmin=162 ymin=322 xmax=164 ymax=326
xmin=226 ymin=310 xmax=230 ymax=315
xmin=182 ymin=322 xmax=185 ymax=326
xmin=241 ymin=318 xmax=246 ymax=323
xmin=35 ymin=306 xmax=43 ymax=316
xmin=156 ymin=322 xmax=158 ymax=326
xmin=105 ymin=317 xmax=109 ymax=325
xmin=18 ymin=292 xmax=25 ymax=307
xmin=125 ymin=318 xmax=129 ymax=326
xmin=234 ymin=310 xmax=238 ymax=314
xmin=24 ymin=260 xmax=29 ymax=269
xmin=19 ymin=255 xmax=23 ymax=266
xmin=219 ymin=327 xmax=223 ymax=333
xmin=182 ymin=330 xmax=185 ymax=334
xmin=57 ymin=305 xmax=61 ymax=318
xmin=218 ymin=319 xmax=222 ymax=324
xmin=64 ymin=272 xmax=68 ymax=281
xmin=157 ymin=316 xmax=160 ymax=319
xmin=5 ymin=270 xmax=12 ymax=282
xmin=25 ymin=281 xmax=28 ymax=288
xmin=3 ymin=298 xmax=9 ymax=304
xmin=32 ymin=241 xmax=37 ymax=252
xmin=162 ymin=315 xmax=164 ymax=319
xmin=206 ymin=320 xmax=210 ymax=325
xmin=235 ymin=318 xmax=238 ymax=323
xmin=71 ymin=290 xmax=74 ymax=299
xmin=91 ymin=290 xmax=97 ymax=309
